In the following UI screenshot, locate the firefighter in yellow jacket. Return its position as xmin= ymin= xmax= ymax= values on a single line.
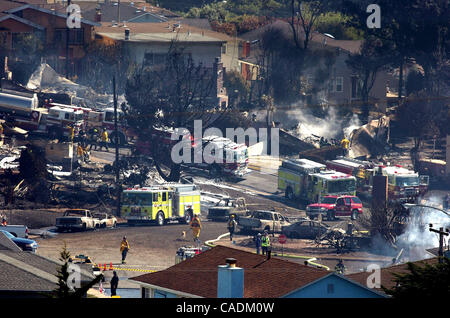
xmin=120 ymin=236 xmax=130 ymax=264
xmin=189 ymin=215 xmax=202 ymax=242
xmin=99 ymin=128 xmax=109 ymax=152
xmin=340 ymin=136 xmax=350 ymax=157
xmin=77 ymin=144 xmax=84 ymax=161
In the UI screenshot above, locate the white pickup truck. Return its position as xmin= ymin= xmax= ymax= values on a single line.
xmin=237 ymin=210 xmax=291 ymax=234
xmin=56 ymin=209 xmax=99 ymax=232
xmin=0 ymin=225 xmax=29 ymax=238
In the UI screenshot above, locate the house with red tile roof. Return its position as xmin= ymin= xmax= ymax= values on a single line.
xmin=129 ymin=245 xmax=386 ymax=298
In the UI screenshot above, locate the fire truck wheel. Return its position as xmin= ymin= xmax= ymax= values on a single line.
xmin=351 ymin=210 xmax=359 ymax=220
xmin=285 ymin=187 xmax=294 ymax=200
xmin=110 ymin=132 xmax=126 ymax=146
xmin=209 ymin=165 xmax=221 ymax=177
xmin=327 ymin=210 xmax=335 ymax=221
xmin=48 ymin=127 xmax=62 ymax=140
xmin=156 ymin=212 xmax=165 ymax=226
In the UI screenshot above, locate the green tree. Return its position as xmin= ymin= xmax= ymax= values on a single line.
xmin=383 ymin=258 xmax=450 ymax=298
xmin=52 ymin=243 xmax=103 ymax=298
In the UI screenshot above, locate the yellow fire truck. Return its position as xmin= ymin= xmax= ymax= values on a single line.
xmin=278 ymin=158 xmax=357 ymax=203
xmin=121 ymin=184 xmax=201 ymax=225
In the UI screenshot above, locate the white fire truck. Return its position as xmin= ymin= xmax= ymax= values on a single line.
xmin=44 ymin=102 xmax=130 ymax=145
xmin=373 ymin=164 xmax=429 ymax=202
xmin=121 ymin=184 xmax=201 ymax=225
xmin=135 ymin=128 xmax=250 ymax=177
xmin=193 ymin=135 xmax=249 ymax=177
xmin=0 ymin=91 xmax=84 ymax=139
xmin=326 ymin=157 xmax=429 ymax=202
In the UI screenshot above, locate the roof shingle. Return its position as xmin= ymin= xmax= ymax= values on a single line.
xmin=131 ymin=245 xmax=330 ymax=298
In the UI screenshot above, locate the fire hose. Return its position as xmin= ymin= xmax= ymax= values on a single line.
xmin=205 ymin=233 xmax=330 ymax=271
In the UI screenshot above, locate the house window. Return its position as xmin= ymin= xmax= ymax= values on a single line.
xmin=327 ymin=284 xmax=334 ymax=294
xmin=0 ymin=33 xmax=7 ymax=46
xmin=335 ymin=77 xmax=343 ymax=92
xmin=54 ymin=29 xmax=84 ymax=45
xmin=144 ymin=52 xmax=166 ymax=65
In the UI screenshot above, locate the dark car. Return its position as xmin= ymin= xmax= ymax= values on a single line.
xmin=0 ymin=230 xmax=38 ymax=253
xmin=281 ymin=220 xmax=329 ymax=239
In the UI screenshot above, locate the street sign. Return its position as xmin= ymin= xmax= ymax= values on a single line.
xmin=278 ymin=234 xmax=287 ymax=244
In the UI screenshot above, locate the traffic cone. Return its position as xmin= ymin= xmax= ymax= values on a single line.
xmin=109 ymin=262 xmax=113 ymax=271
xmin=98 ymin=263 xmax=102 ymax=270
xmin=103 ymin=263 xmax=107 ymax=271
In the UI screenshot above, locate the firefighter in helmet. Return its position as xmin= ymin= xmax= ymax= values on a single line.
xmin=189 ymin=214 xmax=202 ymax=242
xmin=227 ymin=215 xmax=238 ymax=241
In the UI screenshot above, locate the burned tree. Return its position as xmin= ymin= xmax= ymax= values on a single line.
xmin=346 ymin=38 xmax=388 ymax=123
xmin=288 ymin=0 xmax=331 ymax=50
xmin=125 ymin=41 xmax=220 ymax=181
xmin=18 ymin=144 xmax=51 ymax=203
xmin=357 ymin=202 xmax=410 ymax=248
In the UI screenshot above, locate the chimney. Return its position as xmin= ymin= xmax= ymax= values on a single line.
xmin=124 ymin=28 xmax=130 ymax=40
xmin=241 ymin=41 xmax=251 ymax=58
xmin=95 ymin=9 xmax=102 ymax=22
xmin=217 ymin=258 xmax=244 ymax=298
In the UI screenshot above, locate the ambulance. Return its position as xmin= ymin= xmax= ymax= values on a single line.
xmin=121 ymin=184 xmax=201 ymax=225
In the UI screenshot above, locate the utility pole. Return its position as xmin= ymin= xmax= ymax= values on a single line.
xmin=65 ymin=0 xmax=71 ymax=79
xmin=113 ymin=76 xmax=121 ymax=217
xmin=117 ymin=0 xmax=120 ymax=25
xmin=429 ymin=224 xmax=449 ymax=263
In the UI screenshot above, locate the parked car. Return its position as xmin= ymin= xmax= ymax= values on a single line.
xmin=281 ymin=220 xmax=329 ymax=239
xmin=0 ymin=230 xmax=38 ymax=253
xmin=93 ymin=213 xmax=117 ymax=228
xmin=0 ymin=224 xmax=29 ymax=238
xmin=306 ymin=195 xmax=363 ymax=221
xmin=56 ymin=209 xmax=98 ymax=232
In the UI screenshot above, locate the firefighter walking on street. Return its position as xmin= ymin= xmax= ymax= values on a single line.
xmin=335 ymin=259 xmax=346 ymax=274
xmin=120 ymin=236 xmax=130 ymax=264
xmin=227 ymin=215 xmax=237 ymax=241
xmin=189 ymin=215 xmax=202 ymax=243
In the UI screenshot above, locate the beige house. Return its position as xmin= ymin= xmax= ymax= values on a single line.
xmin=239 ymin=20 xmax=390 ymax=112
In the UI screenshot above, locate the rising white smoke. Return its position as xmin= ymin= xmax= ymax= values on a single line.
xmin=277 ymin=106 xmax=362 ymax=141
xmin=395 ymin=199 xmax=450 ymax=262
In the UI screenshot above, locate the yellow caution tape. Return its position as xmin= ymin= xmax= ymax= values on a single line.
xmin=92 ymin=263 xmax=156 ymax=273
